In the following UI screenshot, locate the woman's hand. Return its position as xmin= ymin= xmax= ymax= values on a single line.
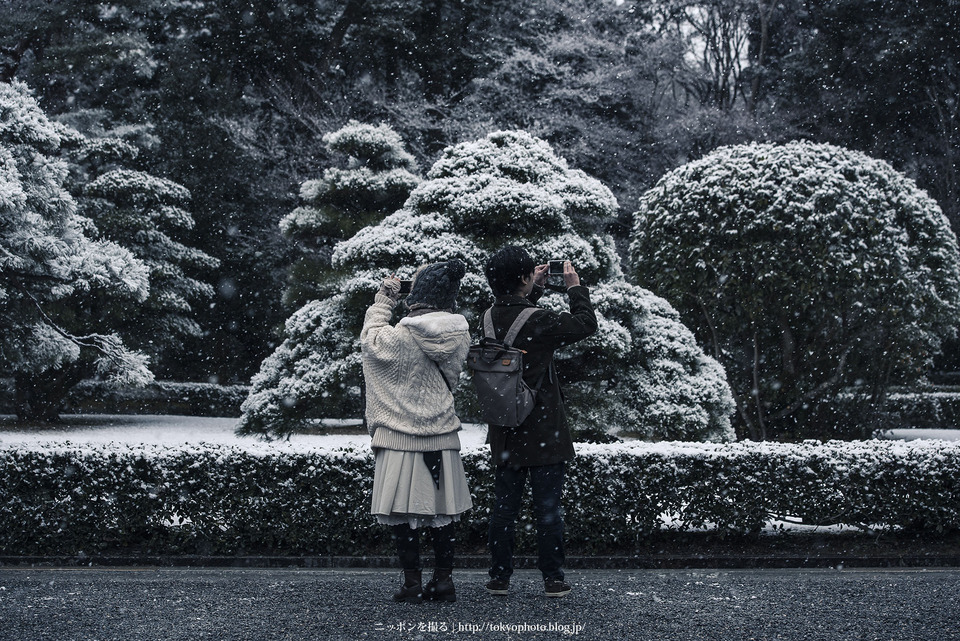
xmin=378 ymin=276 xmax=402 ymax=302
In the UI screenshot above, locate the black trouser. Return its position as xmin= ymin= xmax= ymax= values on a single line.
xmin=392 ymin=522 xmax=456 ymax=571
xmin=488 ymin=462 xmax=566 ymax=582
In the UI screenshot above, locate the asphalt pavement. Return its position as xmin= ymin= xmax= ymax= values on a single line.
xmin=1 ymin=567 xmax=958 ymax=641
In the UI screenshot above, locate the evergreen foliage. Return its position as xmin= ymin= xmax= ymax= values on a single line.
xmin=76 ymin=142 xmax=220 ymax=373
xmin=4 ymin=0 xmax=957 ymax=390
xmin=3 ymin=0 xmax=959 ymax=418
xmin=239 ymin=130 xmax=735 ymax=442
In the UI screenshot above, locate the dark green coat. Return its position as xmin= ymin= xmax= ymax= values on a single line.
xmin=482 ymin=285 xmax=598 ymax=467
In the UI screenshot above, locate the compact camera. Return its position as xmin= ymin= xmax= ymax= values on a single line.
xmin=548 ymin=260 xmax=566 ymax=275
xmin=398 ymin=280 xmax=413 ymax=295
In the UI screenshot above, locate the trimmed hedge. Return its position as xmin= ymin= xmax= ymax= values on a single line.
xmin=882 ymin=390 xmax=960 ymax=429
xmin=1 ymin=440 xmax=958 ymax=556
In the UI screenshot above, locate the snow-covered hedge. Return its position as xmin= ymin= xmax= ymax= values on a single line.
xmin=2 ymin=440 xmax=957 ymax=556
xmin=880 ymin=390 xmax=960 ymax=430
xmin=66 ymin=381 xmax=251 ymax=417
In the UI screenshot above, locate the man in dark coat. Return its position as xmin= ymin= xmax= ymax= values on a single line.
xmin=481 ymin=246 xmax=598 ymax=598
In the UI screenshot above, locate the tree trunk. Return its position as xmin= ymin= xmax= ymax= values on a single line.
xmin=752 ymin=328 xmax=767 ymax=440
xmin=14 ymin=366 xmax=85 ymax=423
xmin=318 ymin=0 xmax=368 ymax=71
xmin=696 ymin=295 xmax=760 ymax=440
xmin=748 ymin=0 xmax=776 ymax=112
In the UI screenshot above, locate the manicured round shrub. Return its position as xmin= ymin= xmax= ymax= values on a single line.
xmin=630 ymin=141 xmax=960 ymax=440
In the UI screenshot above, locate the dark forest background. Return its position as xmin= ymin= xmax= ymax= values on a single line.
xmin=3 ymin=0 xmax=958 ymax=385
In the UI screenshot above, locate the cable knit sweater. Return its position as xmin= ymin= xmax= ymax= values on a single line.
xmin=360 ymin=293 xmax=470 ymax=451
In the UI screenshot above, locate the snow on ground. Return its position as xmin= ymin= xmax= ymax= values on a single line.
xmin=877 ymin=428 xmax=960 ymax=442
xmin=0 ymin=414 xmax=491 ymax=452
xmin=1 ymin=414 xmax=958 ymax=452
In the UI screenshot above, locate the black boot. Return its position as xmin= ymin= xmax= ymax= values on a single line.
xmin=424 ymin=568 xmax=456 ymax=602
xmin=393 ymin=569 xmax=423 ymax=604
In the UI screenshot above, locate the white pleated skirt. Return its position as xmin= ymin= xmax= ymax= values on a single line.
xmin=371 ymin=449 xmax=473 ymax=529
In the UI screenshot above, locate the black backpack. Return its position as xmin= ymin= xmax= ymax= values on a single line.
xmin=467 ymin=307 xmax=545 ymax=427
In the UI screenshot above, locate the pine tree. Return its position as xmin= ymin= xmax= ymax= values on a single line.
xmin=70 ymin=124 xmax=220 ymax=376
xmin=239 ymin=130 xmax=735 ymax=442
xmin=0 ymin=81 xmax=151 ymax=421
xmin=279 ymin=120 xmax=421 ymax=308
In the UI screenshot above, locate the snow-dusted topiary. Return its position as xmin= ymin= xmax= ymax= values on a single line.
xmin=0 ymin=81 xmax=152 ymax=420
xmin=239 ymin=130 xmax=735 ymax=441
xmin=238 ymin=294 xmax=362 ymax=436
xmin=555 ymin=281 xmax=736 ymax=441
xmin=629 ymin=141 xmax=960 ymax=441
xmin=279 ymin=120 xmax=421 ymax=308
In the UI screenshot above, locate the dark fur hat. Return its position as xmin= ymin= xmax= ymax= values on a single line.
xmin=406 ymin=259 xmax=466 ymax=311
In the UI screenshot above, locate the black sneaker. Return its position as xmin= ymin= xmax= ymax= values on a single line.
xmin=485 ymin=578 xmax=510 ymax=595
xmin=544 ymin=579 xmax=571 ymax=598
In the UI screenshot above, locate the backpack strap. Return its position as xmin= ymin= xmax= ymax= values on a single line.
xmin=484 ymin=307 xmax=538 ymax=347
xmin=482 ymin=308 xmax=495 ymax=340
xmin=503 ymin=308 xmax=538 ymax=348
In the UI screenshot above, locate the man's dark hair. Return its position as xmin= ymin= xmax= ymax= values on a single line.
xmin=485 ymin=245 xmax=536 ymax=296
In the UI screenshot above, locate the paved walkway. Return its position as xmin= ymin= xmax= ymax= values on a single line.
xmin=2 ymin=567 xmax=958 ymax=640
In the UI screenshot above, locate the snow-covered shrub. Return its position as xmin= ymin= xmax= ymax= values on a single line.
xmin=2 ymin=439 xmax=958 ymax=556
xmin=630 ymin=141 xmax=960 ymax=441
xmin=320 ymin=120 xmax=417 ymax=171
xmin=554 ymin=281 xmax=736 ymax=441
xmin=240 ymin=130 xmax=735 ymax=441
xmin=238 ymin=295 xmax=363 ymax=436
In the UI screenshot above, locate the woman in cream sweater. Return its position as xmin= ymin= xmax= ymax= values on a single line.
xmin=361 ymin=259 xmax=473 ymax=603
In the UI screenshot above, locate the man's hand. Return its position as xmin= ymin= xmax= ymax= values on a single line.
xmin=533 ymin=264 xmax=549 ymax=287
xmin=563 ymin=261 xmax=581 ymax=289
